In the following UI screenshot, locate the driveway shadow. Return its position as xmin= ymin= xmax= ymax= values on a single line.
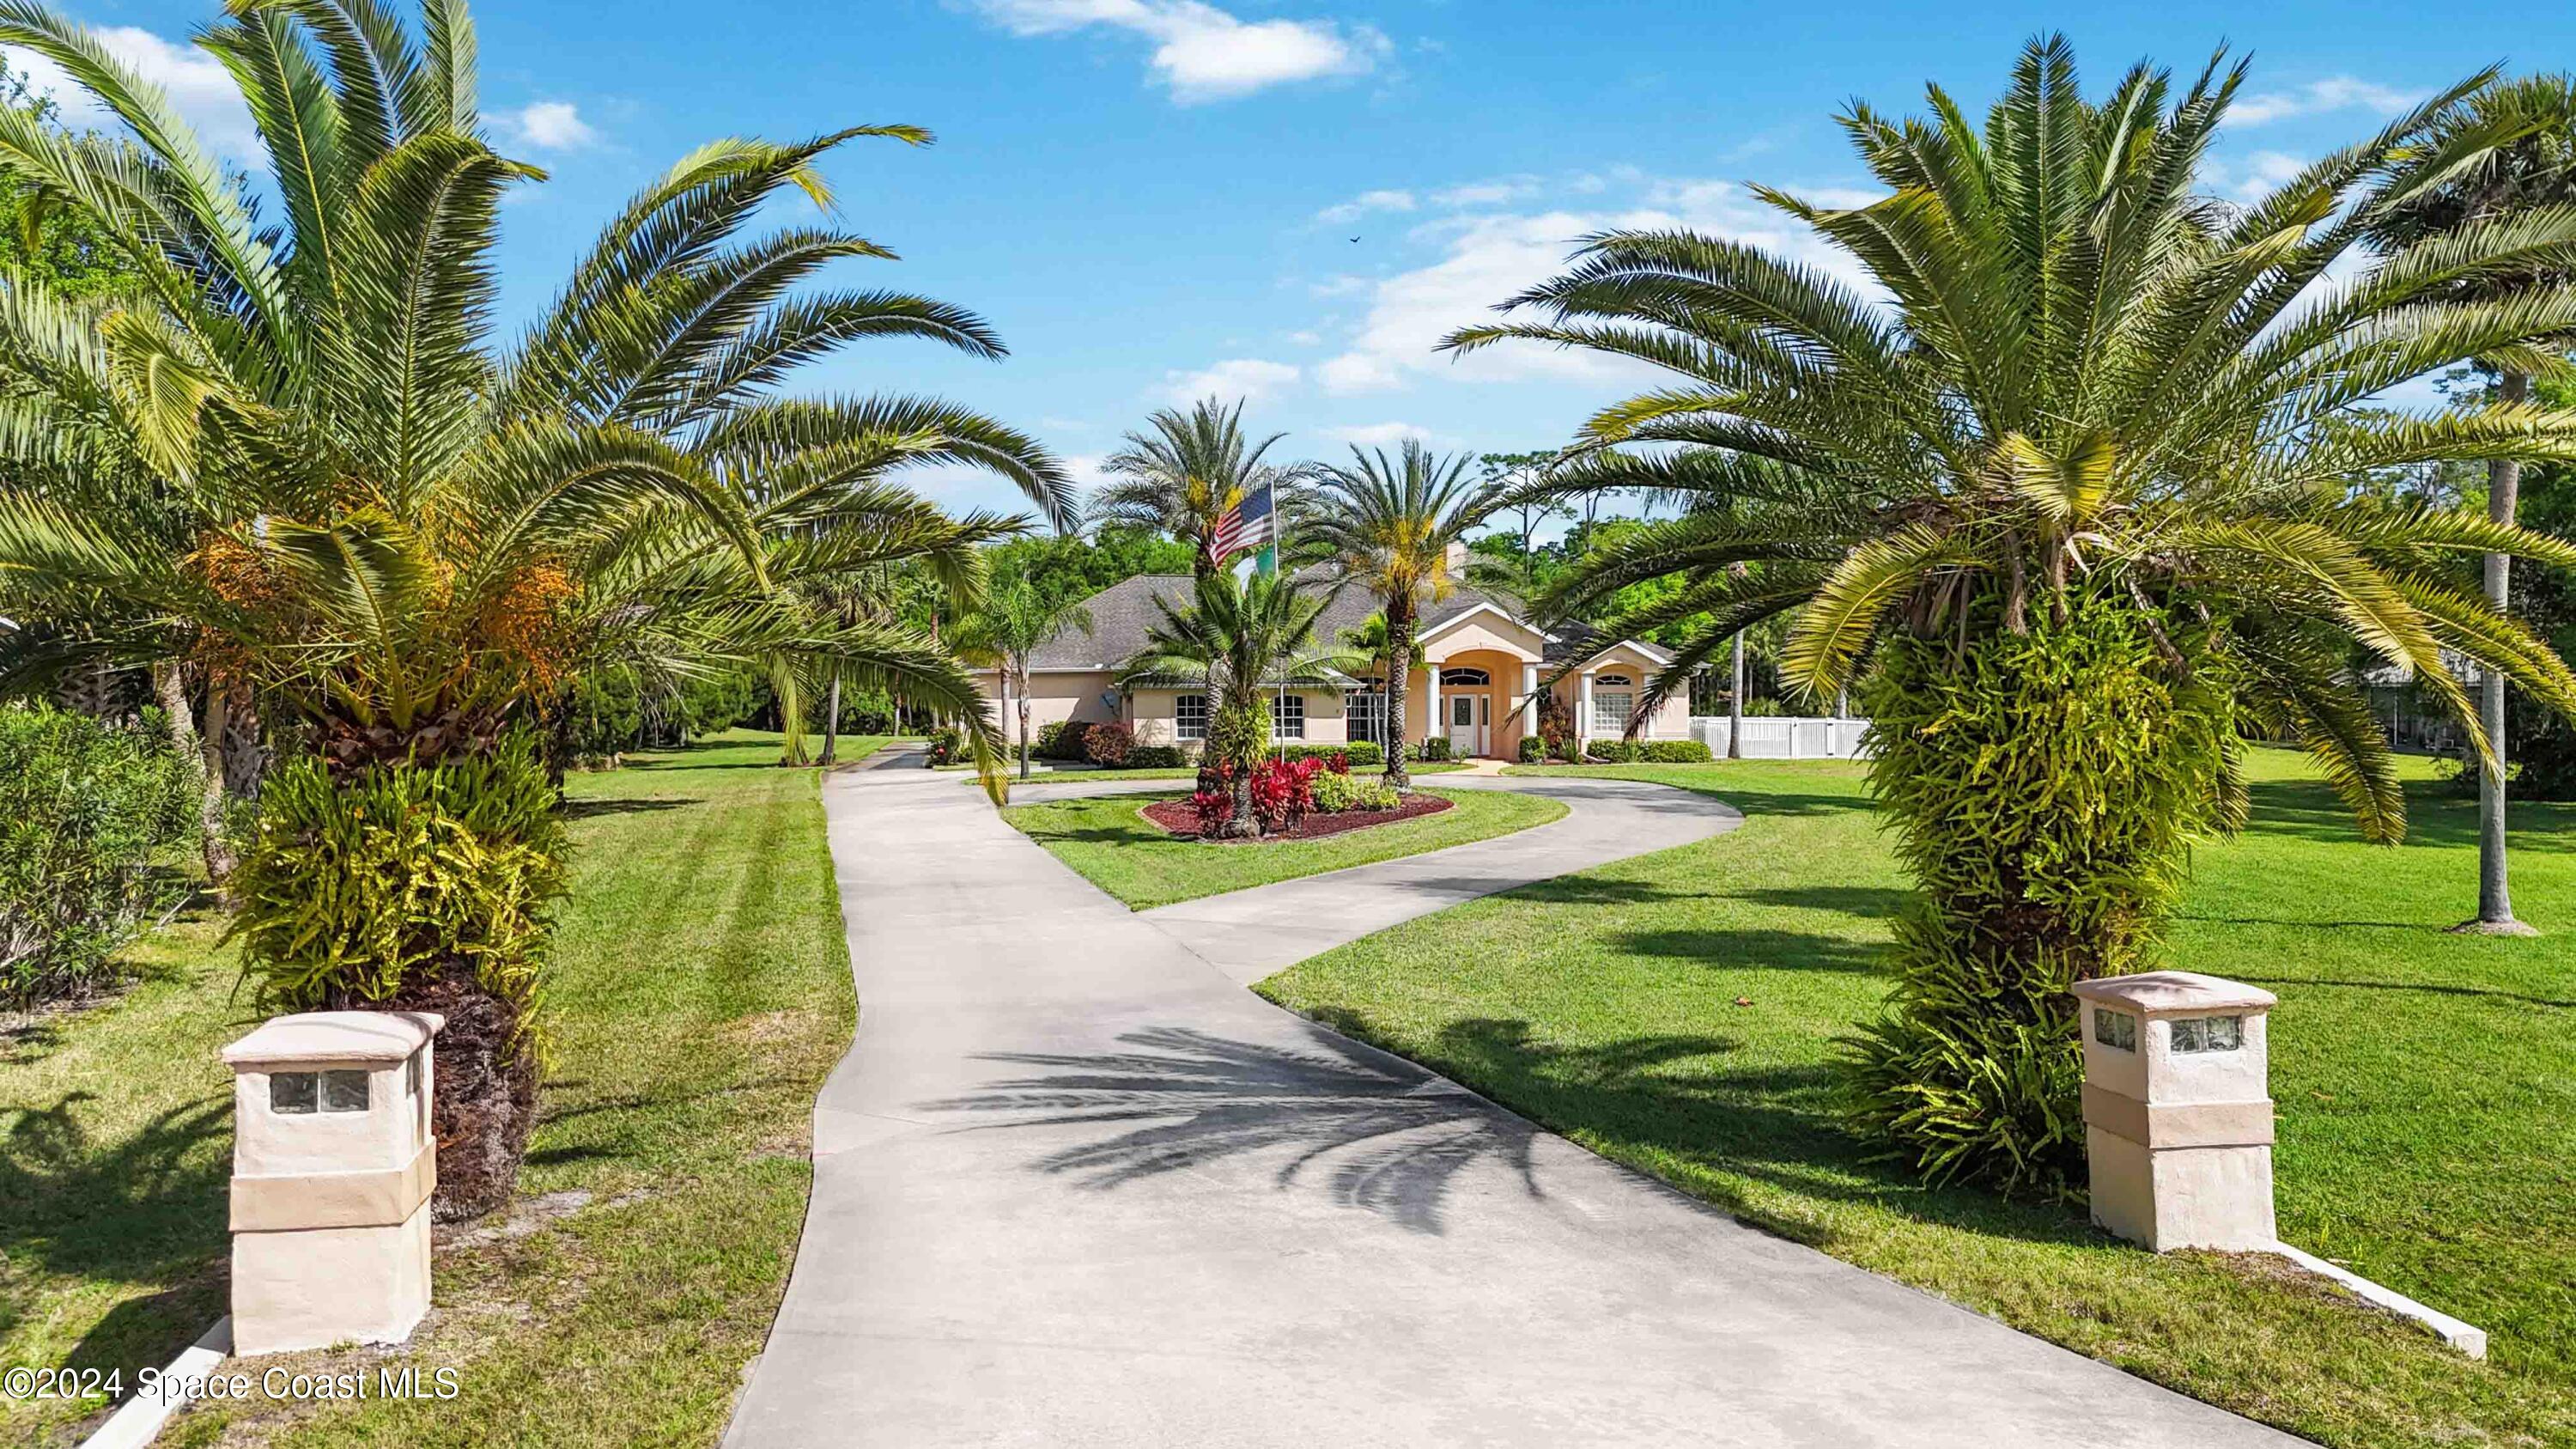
xmin=927 ymin=1025 xmax=1537 ymax=1234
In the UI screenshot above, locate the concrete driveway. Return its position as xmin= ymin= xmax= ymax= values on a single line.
xmin=723 ymin=758 xmax=2302 ymax=1448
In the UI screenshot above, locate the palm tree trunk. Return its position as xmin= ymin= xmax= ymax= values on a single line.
xmin=2468 ymin=368 xmax=2533 ymax=934
xmin=1017 ymin=685 xmax=1033 ymax=782
xmin=1728 ymin=631 xmax=1746 ymax=760
xmin=820 ymin=668 xmax=841 ymax=766
xmin=1383 ymin=605 xmax=1415 ymax=791
xmin=197 ymin=681 xmax=238 ymax=885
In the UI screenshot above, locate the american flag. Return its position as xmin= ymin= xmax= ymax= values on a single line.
xmin=1209 ymin=482 xmax=1273 ymax=563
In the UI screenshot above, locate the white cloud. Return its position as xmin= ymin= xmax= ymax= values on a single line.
xmin=1285 ymin=329 xmax=1322 ymax=345
xmin=2208 ymin=150 xmax=2311 ymax=203
xmin=1163 ymin=356 xmax=1298 ymax=405
xmin=505 ymin=100 xmax=598 ymax=150
xmin=1315 ymin=187 xmax=1413 ymax=225
xmin=8 ymin=27 xmax=258 ymax=158
xmin=1314 ymin=176 xmax=1879 ymax=397
xmin=1308 ymin=272 xmax=1373 ymax=297
xmin=1430 ymin=177 xmax=1540 ymax=209
xmin=972 ymin=0 xmax=1384 ymax=102
xmin=2227 ymin=76 xmax=2421 ymax=128
xmin=1325 ymin=420 xmax=1443 ymax=448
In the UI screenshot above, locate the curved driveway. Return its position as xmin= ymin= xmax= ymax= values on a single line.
xmin=724 ymin=756 xmax=2300 ymax=1448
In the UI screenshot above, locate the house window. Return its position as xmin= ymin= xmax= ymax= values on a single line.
xmin=1344 ymin=689 xmax=1386 ymax=744
xmin=1271 ymin=694 xmax=1306 ymax=740
xmin=1593 ymin=688 xmax=1634 ymax=734
xmin=1440 ymin=667 xmax=1490 ymax=687
xmin=1176 ymin=693 xmax=1208 ymax=741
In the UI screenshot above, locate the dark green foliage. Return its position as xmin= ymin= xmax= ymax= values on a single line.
xmin=1282 ymin=741 xmax=1378 ymax=766
xmin=0 ymin=703 xmax=195 ymax=1003
xmin=227 ymin=732 xmax=568 ymax=1055
xmin=1126 ymin=745 xmax=1186 ymax=769
xmin=1583 ymin=739 xmax=1712 ymax=763
xmin=925 ymin=726 xmax=965 ymax=766
xmin=562 ymin=671 xmax=647 ymax=763
xmin=1207 ymin=698 xmax=1271 ymax=775
xmin=1518 ymin=735 xmax=1546 ymax=763
xmin=1413 ymin=736 xmax=1453 ymax=763
xmin=1585 ymin=739 xmax=1641 ymax=763
xmin=1840 ymin=599 xmax=2241 ymax=1198
xmin=988 ymin=527 xmax=1197 ymax=615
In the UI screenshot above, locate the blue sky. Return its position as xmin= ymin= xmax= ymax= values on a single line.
xmin=15 ymin=0 xmax=2576 ymax=528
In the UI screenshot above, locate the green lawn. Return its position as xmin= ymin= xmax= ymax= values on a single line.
xmin=1260 ymin=749 xmax=2575 ymax=1449
xmin=2 ymin=731 xmax=871 ymax=1448
xmin=969 ymin=761 xmax=1472 ymax=780
xmin=1004 ymin=787 xmax=1567 ymax=909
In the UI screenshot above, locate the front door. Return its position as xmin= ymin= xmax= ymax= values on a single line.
xmin=1447 ymin=692 xmax=1486 ymax=757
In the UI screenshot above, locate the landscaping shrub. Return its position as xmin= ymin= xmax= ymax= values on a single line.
xmin=1310 ymin=770 xmax=1398 ymax=813
xmin=228 ymin=731 xmax=569 ymax=1220
xmin=0 ymin=703 xmax=197 ymax=1006
xmin=1340 ymin=740 xmax=1383 ymax=766
xmin=1585 ymin=739 xmax=1640 ymax=763
xmin=559 ymin=670 xmax=646 ymax=764
xmin=1084 ymin=721 xmax=1133 ymax=767
xmin=1643 ymin=740 xmax=1713 ymax=764
xmin=1413 ymin=736 xmax=1453 ymax=763
xmin=925 ymin=726 xmax=965 ymax=766
xmin=1249 ymin=756 xmax=1321 ymax=832
xmin=1126 ymin=744 xmax=1186 ymax=769
xmin=1191 ymin=760 xmax=1236 ymax=835
xmin=1517 ymin=735 xmax=1545 ymax=763
xmin=1035 ymin=721 xmax=1068 ymax=758
xmin=1839 ymin=598 xmax=2237 ymax=1200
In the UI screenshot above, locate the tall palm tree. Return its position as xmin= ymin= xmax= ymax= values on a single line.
xmin=1123 ymin=569 xmax=1340 ymax=836
xmin=1446 ymin=39 xmax=2576 ymax=1191
xmin=957 ymin=579 xmax=1093 ymax=780
xmin=2372 ymin=72 xmax=2576 ymax=935
xmin=1093 ymin=398 xmax=1309 ymax=582
xmin=0 ymin=3 xmax=1068 ymax=775
xmin=0 ymin=0 xmax=1063 ymax=1215
xmin=1310 ymin=442 xmax=1495 ymax=789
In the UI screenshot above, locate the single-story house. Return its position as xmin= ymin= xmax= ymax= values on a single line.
xmin=969 ymin=567 xmax=1690 ymax=760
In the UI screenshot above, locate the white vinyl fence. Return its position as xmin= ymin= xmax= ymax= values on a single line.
xmin=1690 ymin=715 xmax=1873 ymax=760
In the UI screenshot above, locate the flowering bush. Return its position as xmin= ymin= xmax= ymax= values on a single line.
xmin=1084 ymin=721 xmax=1133 ymax=767
xmin=1248 ymin=756 xmax=1321 ymax=833
xmin=1191 ymin=759 xmax=1236 ymax=834
xmin=925 ymin=726 xmax=964 ymax=766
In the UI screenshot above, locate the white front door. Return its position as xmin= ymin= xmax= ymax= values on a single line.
xmin=1447 ymin=692 xmax=1485 ymax=757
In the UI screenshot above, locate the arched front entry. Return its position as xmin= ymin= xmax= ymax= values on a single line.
xmin=1422 ymin=647 xmax=1534 ymax=758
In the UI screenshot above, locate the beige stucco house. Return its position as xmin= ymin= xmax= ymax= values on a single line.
xmin=968 ymin=570 xmax=1691 ymax=760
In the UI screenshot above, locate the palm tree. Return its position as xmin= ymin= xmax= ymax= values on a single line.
xmin=1446 ymin=40 xmax=2576 ymax=1192
xmin=1124 ymin=569 xmax=1340 ymax=837
xmin=0 ymin=0 xmax=1064 ymax=1215
xmin=2372 ymin=73 xmax=2576 ymax=936
xmin=957 ymin=580 xmax=1094 ymax=780
xmin=1310 ymin=443 xmax=1495 ymax=789
xmin=1093 ymin=398 xmax=1309 ymax=582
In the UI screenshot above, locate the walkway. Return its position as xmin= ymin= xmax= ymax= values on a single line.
xmin=724 ymin=758 xmax=2300 ymax=1448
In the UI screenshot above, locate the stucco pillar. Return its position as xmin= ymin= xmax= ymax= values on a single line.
xmin=1521 ymin=663 xmax=1539 ymax=747
xmin=2070 ymin=972 xmax=2278 ymax=1252
xmin=224 ymin=1010 xmax=444 ymax=1355
xmin=1577 ymin=671 xmax=1595 ymax=751
xmin=1425 ymin=659 xmax=1441 ymax=757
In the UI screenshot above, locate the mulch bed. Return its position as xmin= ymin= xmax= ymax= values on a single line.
xmin=1139 ymin=790 xmax=1455 ymax=843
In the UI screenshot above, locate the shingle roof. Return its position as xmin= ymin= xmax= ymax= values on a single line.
xmin=1024 ymin=569 xmax=1510 ymax=674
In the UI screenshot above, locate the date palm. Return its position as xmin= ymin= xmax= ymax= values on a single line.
xmin=1448 ymin=39 xmax=2576 ymax=1191
xmin=1093 ymin=398 xmax=1309 ymax=583
xmin=0 ymin=0 xmax=1066 ymax=776
xmin=1452 ymin=41 xmax=2576 ymax=842
xmin=0 ymin=0 xmax=1062 ymax=1215
xmin=1124 ymin=569 xmax=1340 ymax=836
xmin=1309 ymin=442 xmax=1495 ymax=789
xmin=2371 ymin=72 xmax=2576 ymax=934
